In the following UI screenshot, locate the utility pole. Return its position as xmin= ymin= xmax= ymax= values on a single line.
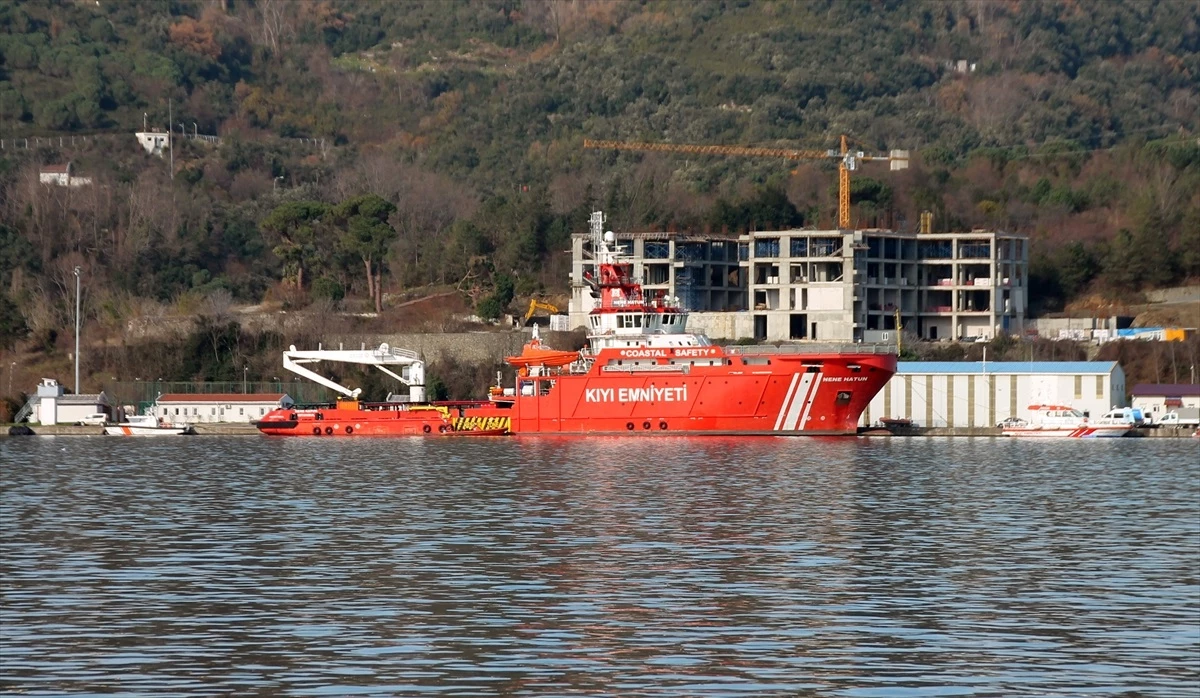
xmin=73 ymin=266 xmax=81 ymax=394
xmin=168 ymin=98 xmax=173 ymax=179
xmin=243 ymin=366 xmax=249 ymax=393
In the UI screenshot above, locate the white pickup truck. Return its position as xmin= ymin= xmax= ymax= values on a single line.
xmin=1154 ymin=408 xmax=1200 ymax=427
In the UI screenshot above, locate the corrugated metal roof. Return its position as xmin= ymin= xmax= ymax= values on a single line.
xmin=57 ymin=393 xmax=110 ymax=404
xmin=157 ymin=393 xmax=289 ymax=403
xmin=1130 ymin=383 xmax=1200 ymax=397
xmin=898 ymin=361 xmax=1119 ymax=375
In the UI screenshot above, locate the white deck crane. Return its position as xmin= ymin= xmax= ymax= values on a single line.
xmin=283 ymin=343 xmax=426 ymax=402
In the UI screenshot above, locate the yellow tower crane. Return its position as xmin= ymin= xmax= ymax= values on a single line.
xmin=583 ymin=136 xmax=909 ymax=230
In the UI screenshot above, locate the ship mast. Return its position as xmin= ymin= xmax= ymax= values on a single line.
xmin=589 ymin=209 xmax=608 ymax=270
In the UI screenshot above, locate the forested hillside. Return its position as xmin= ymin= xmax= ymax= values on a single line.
xmin=1 ymin=0 xmax=1198 ymax=353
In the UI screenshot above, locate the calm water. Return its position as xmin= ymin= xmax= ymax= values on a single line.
xmin=1 ymin=436 xmax=1197 ymax=696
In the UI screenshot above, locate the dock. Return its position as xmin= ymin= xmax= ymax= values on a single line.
xmin=5 ymin=424 xmax=262 ymax=437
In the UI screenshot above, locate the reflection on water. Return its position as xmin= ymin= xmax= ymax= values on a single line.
xmin=1 ymin=436 xmax=1197 ymax=696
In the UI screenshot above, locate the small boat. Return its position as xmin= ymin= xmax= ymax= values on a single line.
xmin=1001 ymin=405 xmax=1129 ymax=438
xmin=104 ymin=414 xmax=193 ymax=436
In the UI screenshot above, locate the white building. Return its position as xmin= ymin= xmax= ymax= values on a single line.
xmin=26 ymin=378 xmax=116 ymax=425
xmin=861 ymin=361 xmax=1125 ymax=429
xmin=136 ymin=130 xmax=170 ymax=157
xmin=152 ymin=393 xmax=294 ymax=423
xmin=1130 ymin=384 xmax=1200 ymax=419
xmin=39 ymin=162 xmax=92 ymax=187
xmin=570 ymin=226 xmax=1027 ymax=342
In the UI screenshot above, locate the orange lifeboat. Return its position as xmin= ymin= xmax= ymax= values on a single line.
xmin=505 ymin=339 xmax=579 ymax=369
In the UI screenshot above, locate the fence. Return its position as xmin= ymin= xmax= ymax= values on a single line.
xmin=1 ymin=134 xmax=124 ymax=150
xmin=2 ymin=134 xmax=329 ymax=152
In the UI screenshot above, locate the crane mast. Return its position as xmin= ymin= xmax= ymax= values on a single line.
xmin=583 ymin=135 xmax=909 ymax=230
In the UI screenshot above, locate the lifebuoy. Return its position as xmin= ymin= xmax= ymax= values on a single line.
xmin=324 ymin=426 xmax=333 ymax=435
xmin=626 ymin=422 xmax=635 ymax=431
xmin=312 ymin=427 xmax=321 ymax=435
xmin=422 ymin=424 xmax=432 ymax=434
xmin=642 ymin=421 xmax=651 ymax=430
xmin=345 ymin=426 xmax=353 ymax=435
xmin=659 ymin=421 xmax=668 ymax=430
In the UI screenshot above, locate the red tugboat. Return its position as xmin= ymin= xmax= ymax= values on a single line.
xmin=458 ymin=212 xmax=895 ymax=435
xmin=256 ymin=211 xmax=895 ymax=436
xmin=252 ymin=343 xmax=479 ymax=436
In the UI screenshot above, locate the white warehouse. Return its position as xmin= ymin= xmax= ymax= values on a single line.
xmin=152 ymin=393 xmax=294 ymax=424
xmin=861 ymin=361 xmax=1126 ymax=429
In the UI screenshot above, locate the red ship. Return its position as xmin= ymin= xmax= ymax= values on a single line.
xmin=255 ymin=212 xmax=895 ymax=436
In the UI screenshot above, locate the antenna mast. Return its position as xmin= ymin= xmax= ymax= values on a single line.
xmin=589 ymin=210 xmax=607 ymax=268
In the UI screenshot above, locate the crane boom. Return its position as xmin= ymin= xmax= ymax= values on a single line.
xmin=283 ymin=343 xmax=427 ymax=402
xmin=582 ymin=139 xmax=831 ymax=161
xmin=583 ymin=135 xmax=908 ymax=229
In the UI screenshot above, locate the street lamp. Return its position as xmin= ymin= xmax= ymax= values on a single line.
xmin=7 ymin=361 xmax=14 ymax=396
xmin=192 ymin=122 xmax=198 ymax=138
xmin=73 ymin=266 xmax=81 ymax=394
xmin=244 ymin=366 xmax=249 ymax=393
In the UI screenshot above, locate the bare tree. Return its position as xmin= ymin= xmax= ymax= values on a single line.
xmin=256 ymin=0 xmax=294 ymax=54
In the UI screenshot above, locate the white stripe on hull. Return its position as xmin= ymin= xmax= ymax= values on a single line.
xmin=773 ymin=374 xmax=801 ymax=431
xmin=781 ymin=373 xmax=814 ymax=431
xmin=795 ymin=374 xmax=823 ymax=431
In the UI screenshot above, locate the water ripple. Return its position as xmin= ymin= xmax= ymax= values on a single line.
xmin=1 ymin=436 xmax=1197 ymax=696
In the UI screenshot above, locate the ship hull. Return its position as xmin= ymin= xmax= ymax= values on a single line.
xmin=1002 ymin=426 xmax=1129 ymax=438
xmin=467 ymin=352 xmax=895 ymax=436
xmin=255 ymin=405 xmax=457 ymax=437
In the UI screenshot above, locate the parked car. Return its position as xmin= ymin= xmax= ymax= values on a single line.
xmin=78 ymin=413 xmax=108 ymax=426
